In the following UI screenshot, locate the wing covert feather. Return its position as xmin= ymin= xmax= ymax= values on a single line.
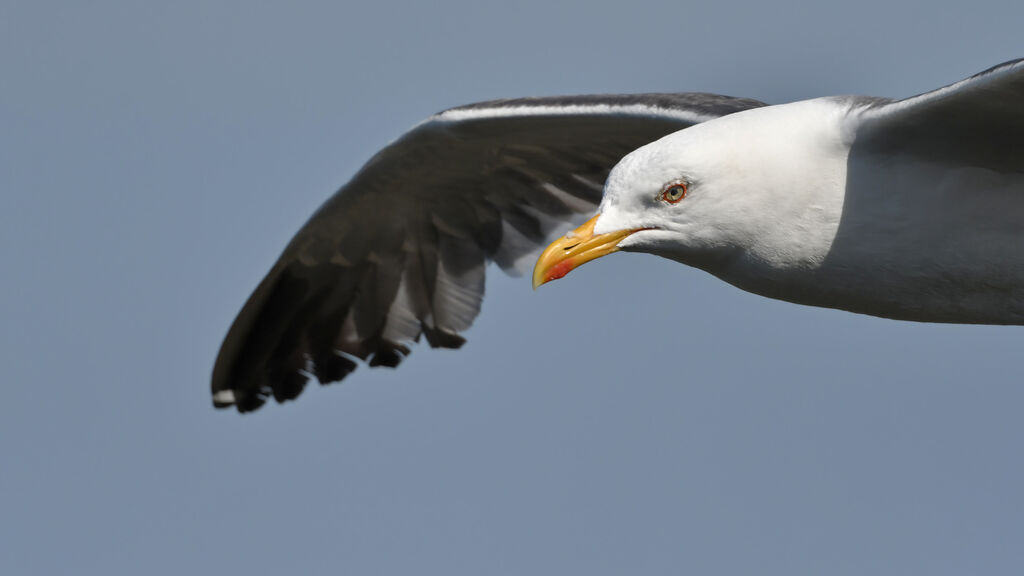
xmin=853 ymin=58 xmax=1024 ymax=172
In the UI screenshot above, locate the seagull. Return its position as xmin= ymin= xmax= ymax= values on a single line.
xmin=213 ymin=59 xmax=1024 ymax=412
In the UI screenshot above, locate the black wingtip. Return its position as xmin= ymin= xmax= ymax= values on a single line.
xmin=312 ymin=352 xmax=359 ymax=384
xmin=368 ymin=341 xmax=411 ymax=368
xmin=271 ymin=369 xmax=310 ymax=403
xmin=423 ymin=328 xmax=466 ymax=349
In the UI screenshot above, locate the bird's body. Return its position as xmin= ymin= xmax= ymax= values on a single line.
xmin=214 ymin=59 xmax=1024 ymax=412
xmin=814 ymin=143 xmax=1024 ymax=324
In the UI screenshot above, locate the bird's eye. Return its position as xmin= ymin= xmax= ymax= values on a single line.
xmin=661 ymin=183 xmax=687 ymax=204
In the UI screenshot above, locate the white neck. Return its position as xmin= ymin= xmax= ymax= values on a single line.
xmin=685 ymin=99 xmax=852 ymax=297
xmin=708 ymin=99 xmax=1024 ymax=323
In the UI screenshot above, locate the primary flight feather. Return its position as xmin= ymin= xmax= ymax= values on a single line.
xmin=214 ymin=59 xmax=1024 ymax=412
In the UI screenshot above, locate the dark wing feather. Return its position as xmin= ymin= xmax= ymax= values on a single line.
xmin=212 ymin=93 xmax=765 ymax=412
xmin=854 ymin=58 xmax=1024 ymax=172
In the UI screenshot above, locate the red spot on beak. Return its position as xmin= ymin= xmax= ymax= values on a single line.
xmin=546 ymin=259 xmax=576 ymax=282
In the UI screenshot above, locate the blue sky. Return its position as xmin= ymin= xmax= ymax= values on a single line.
xmin=3 ymin=1 xmax=1023 ymax=574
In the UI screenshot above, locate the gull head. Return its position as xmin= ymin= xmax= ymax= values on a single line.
xmin=533 ymin=100 xmax=848 ymax=288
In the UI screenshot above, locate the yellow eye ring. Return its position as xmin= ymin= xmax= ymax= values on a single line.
xmin=661 ymin=183 xmax=687 ymax=204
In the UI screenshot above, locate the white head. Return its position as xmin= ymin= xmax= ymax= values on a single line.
xmin=533 ymin=100 xmax=849 ymax=288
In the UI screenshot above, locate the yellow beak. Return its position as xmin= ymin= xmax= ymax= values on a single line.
xmin=532 ymin=214 xmax=644 ymax=289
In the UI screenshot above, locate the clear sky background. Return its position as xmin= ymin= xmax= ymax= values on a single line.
xmin=3 ymin=1 xmax=1024 ymax=574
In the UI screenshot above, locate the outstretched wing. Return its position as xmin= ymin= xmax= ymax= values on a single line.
xmin=853 ymin=58 xmax=1024 ymax=172
xmin=212 ymin=93 xmax=766 ymax=412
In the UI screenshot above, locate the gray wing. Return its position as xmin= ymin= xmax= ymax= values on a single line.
xmin=212 ymin=93 xmax=765 ymax=412
xmin=853 ymin=58 xmax=1024 ymax=172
